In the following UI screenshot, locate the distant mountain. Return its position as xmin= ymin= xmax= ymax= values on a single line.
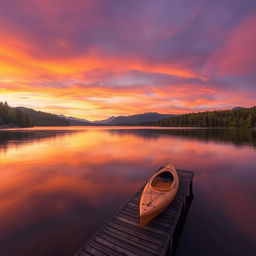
xmin=96 ymin=112 xmax=174 ymax=125
xmin=11 ymin=110 xmax=175 ymax=127
xmin=59 ymin=115 xmax=92 ymax=126
xmin=93 ymin=116 xmax=116 ymax=124
xmin=18 ymin=107 xmax=69 ymax=126
xmin=61 ymin=112 xmax=174 ymax=125
xmin=232 ymin=106 xmax=246 ymax=111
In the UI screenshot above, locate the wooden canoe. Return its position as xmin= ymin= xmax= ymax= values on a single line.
xmin=139 ymin=163 xmax=179 ymax=226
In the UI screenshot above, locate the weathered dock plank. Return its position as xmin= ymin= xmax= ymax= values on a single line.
xmin=76 ymin=169 xmax=194 ymax=256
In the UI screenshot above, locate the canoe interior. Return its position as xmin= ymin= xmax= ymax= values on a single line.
xmin=151 ymin=171 xmax=174 ymax=190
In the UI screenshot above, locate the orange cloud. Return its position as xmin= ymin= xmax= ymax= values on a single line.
xmin=0 ymin=5 xmax=255 ymax=119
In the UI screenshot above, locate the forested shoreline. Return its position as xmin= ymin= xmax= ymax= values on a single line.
xmin=1 ymin=101 xmax=256 ymax=128
xmin=155 ymin=107 xmax=256 ymax=128
xmin=0 ymin=102 xmax=69 ymax=128
xmin=0 ymin=102 xmax=30 ymax=127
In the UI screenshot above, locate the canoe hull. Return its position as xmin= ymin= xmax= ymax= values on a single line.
xmin=139 ymin=164 xmax=179 ymax=226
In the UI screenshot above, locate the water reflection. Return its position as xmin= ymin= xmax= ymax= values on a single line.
xmin=108 ymin=128 xmax=256 ymax=147
xmin=0 ymin=129 xmax=80 ymax=153
xmin=0 ymin=127 xmax=255 ymax=256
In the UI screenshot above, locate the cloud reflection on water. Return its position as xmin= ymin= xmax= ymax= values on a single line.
xmin=0 ymin=127 xmax=255 ymax=255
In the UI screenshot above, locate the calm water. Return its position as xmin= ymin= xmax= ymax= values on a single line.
xmin=0 ymin=127 xmax=255 ymax=256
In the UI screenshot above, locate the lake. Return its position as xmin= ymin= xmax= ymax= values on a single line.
xmin=0 ymin=127 xmax=255 ymax=256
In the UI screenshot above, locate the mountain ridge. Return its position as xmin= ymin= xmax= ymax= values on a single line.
xmin=58 ymin=115 xmax=92 ymax=126
xmin=60 ymin=112 xmax=175 ymax=125
xmin=1 ymin=102 xmax=254 ymax=128
xmin=102 ymin=112 xmax=174 ymax=125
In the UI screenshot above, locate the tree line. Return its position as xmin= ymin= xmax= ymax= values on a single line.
xmin=0 ymin=102 xmax=69 ymax=127
xmin=0 ymin=102 xmax=30 ymax=127
xmin=19 ymin=107 xmax=69 ymax=126
xmin=156 ymin=107 xmax=256 ymax=128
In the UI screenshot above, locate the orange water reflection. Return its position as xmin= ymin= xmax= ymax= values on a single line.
xmin=0 ymin=127 xmax=255 ymax=255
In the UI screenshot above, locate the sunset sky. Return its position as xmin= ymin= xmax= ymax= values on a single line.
xmin=0 ymin=0 xmax=255 ymax=120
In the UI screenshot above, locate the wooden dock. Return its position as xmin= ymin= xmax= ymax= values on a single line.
xmin=76 ymin=169 xmax=194 ymax=256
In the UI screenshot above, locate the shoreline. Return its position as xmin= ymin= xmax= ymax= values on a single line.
xmin=0 ymin=125 xmax=255 ymax=131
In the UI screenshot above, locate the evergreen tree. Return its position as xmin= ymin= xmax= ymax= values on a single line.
xmin=156 ymin=107 xmax=256 ymax=128
xmin=0 ymin=101 xmax=69 ymax=127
